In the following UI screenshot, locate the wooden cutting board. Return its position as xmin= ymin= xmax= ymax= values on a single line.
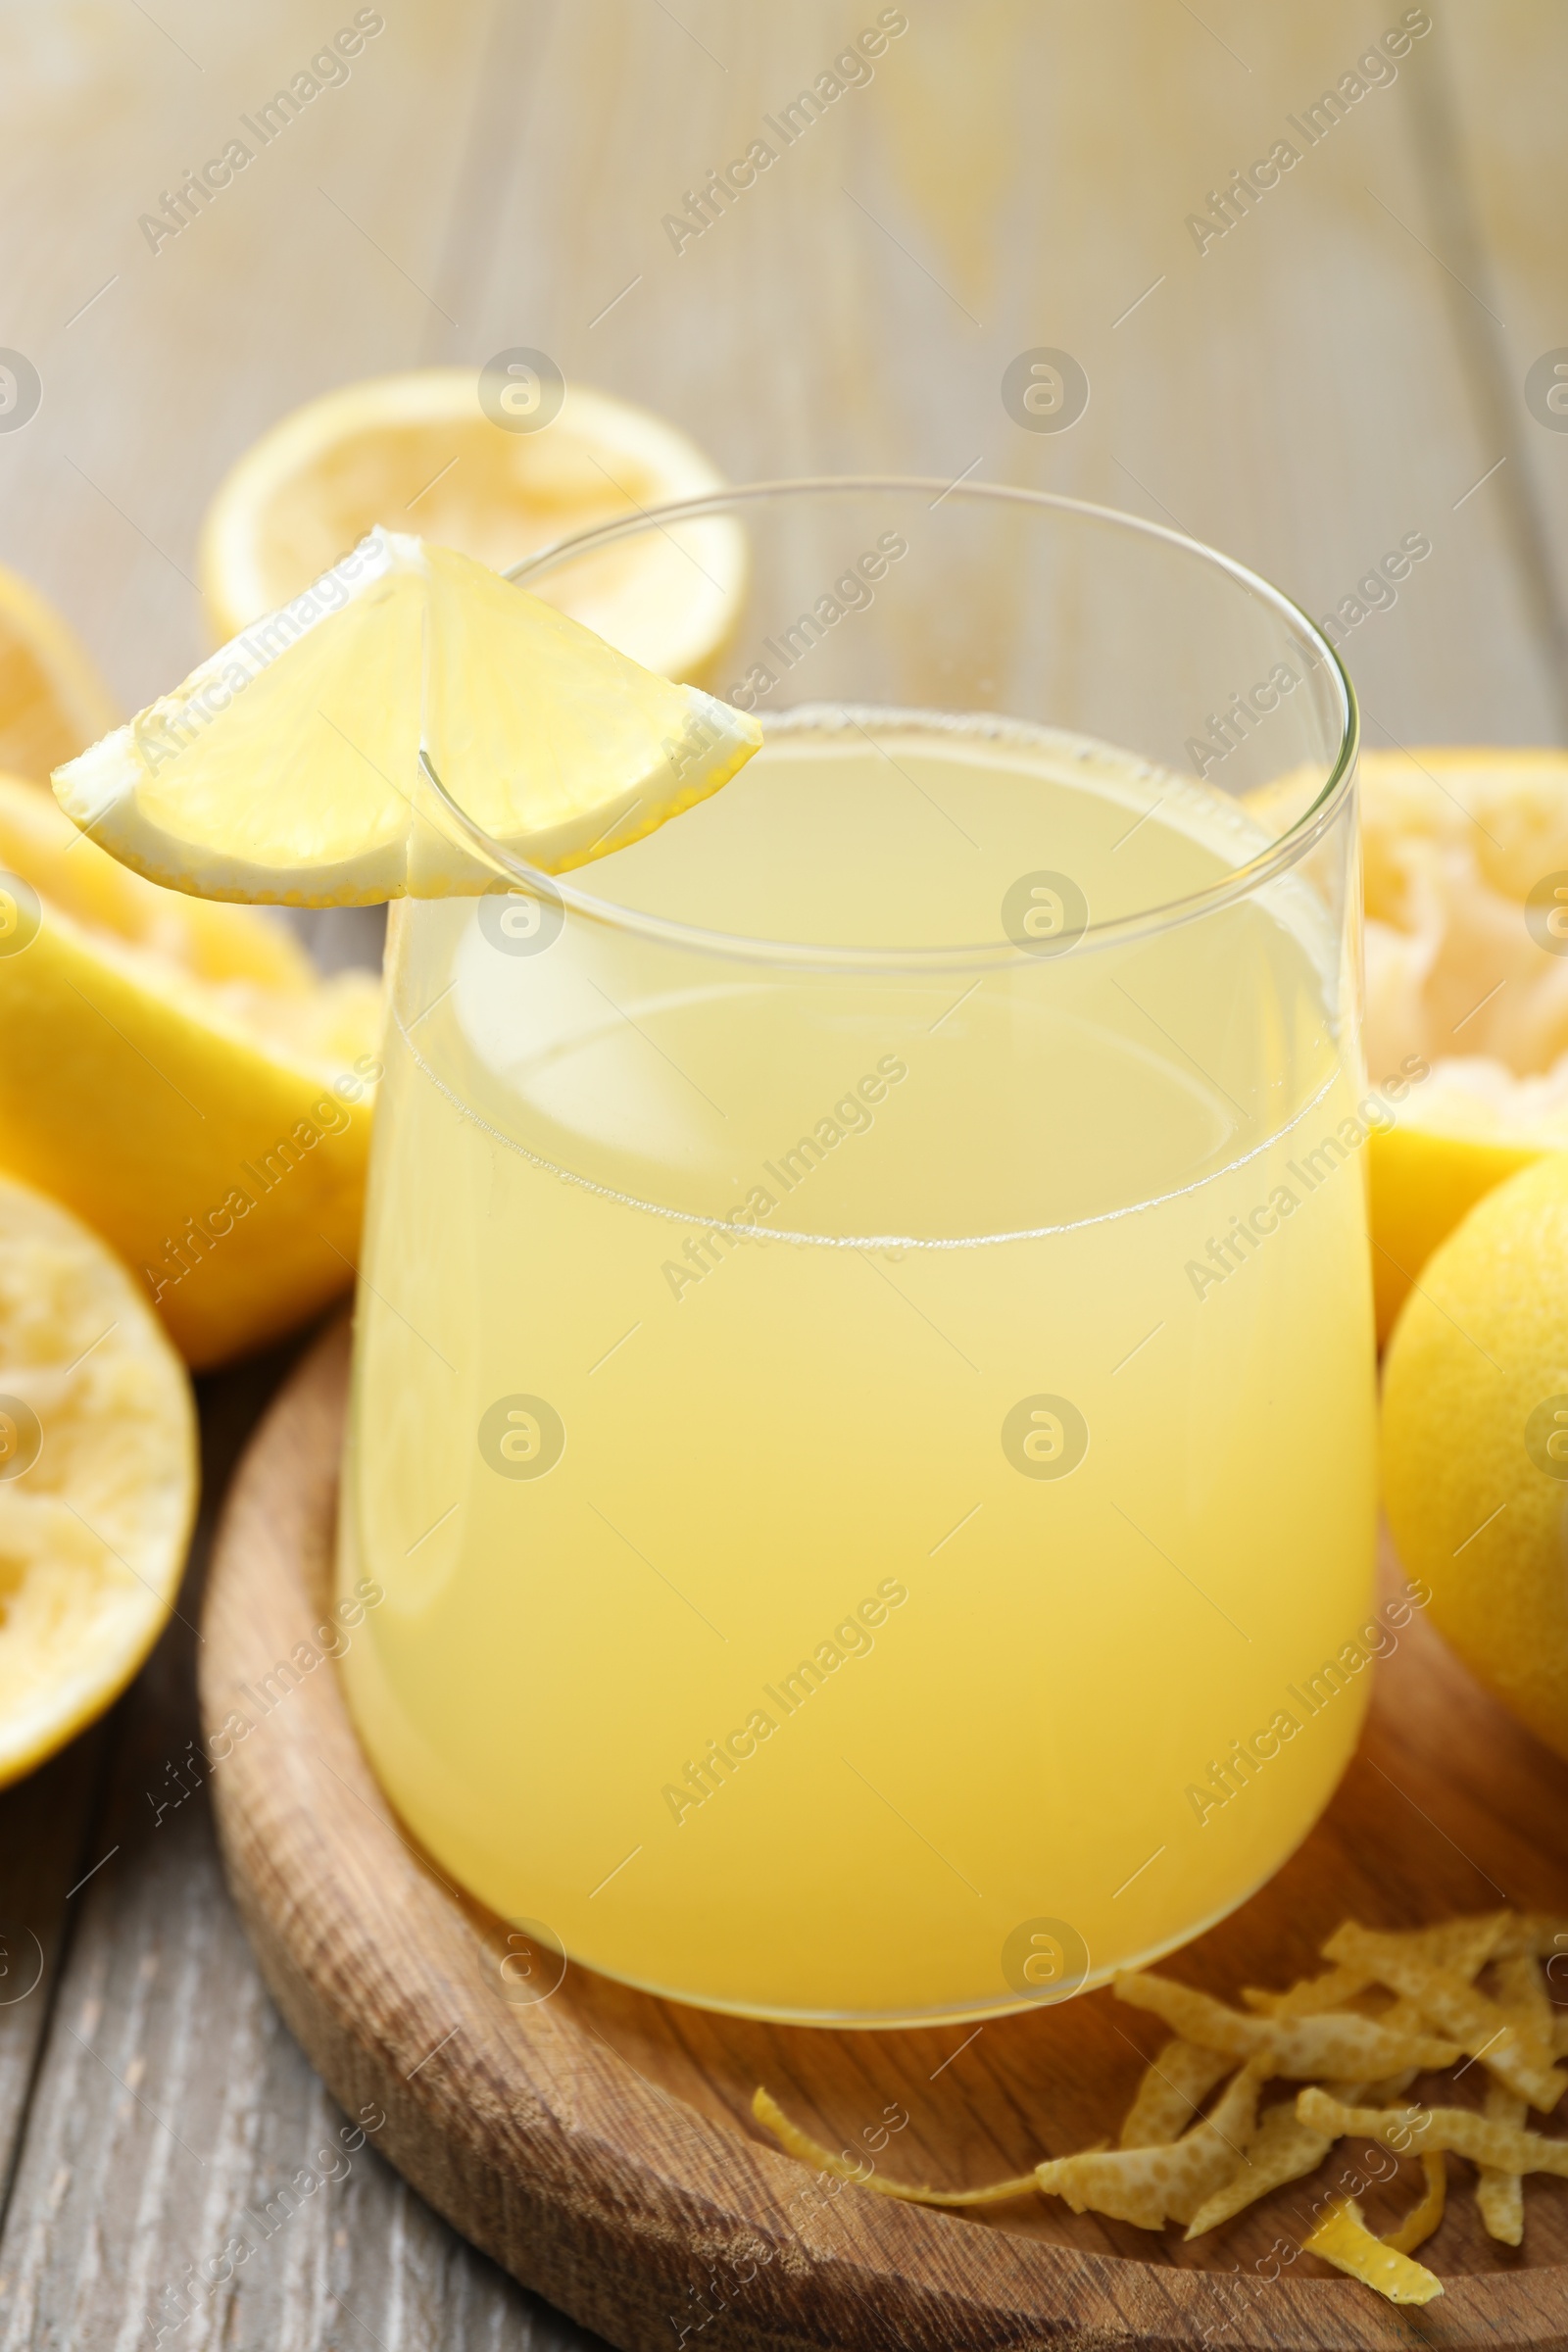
xmin=200 ymin=1320 xmax=1568 ymax=2351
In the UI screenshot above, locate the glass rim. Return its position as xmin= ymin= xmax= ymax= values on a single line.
xmin=419 ymin=475 xmax=1359 ymax=974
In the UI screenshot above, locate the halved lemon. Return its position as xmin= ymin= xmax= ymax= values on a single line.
xmin=0 ymin=1173 xmax=196 ymax=1788
xmin=1361 ymin=746 xmax=1568 ymax=1338
xmin=0 ymin=558 xmax=120 ymax=780
xmin=0 ymin=772 xmax=380 ymax=1369
xmin=198 ymin=369 xmax=745 ymax=682
xmin=54 ymin=528 xmax=760 ymax=906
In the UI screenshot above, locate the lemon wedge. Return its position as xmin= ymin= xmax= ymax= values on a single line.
xmin=54 ymin=529 xmax=760 ymax=907
xmin=0 ymin=1173 xmax=196 ymax=1788
xmin=0 ymin=772 xmax=379 ymax=1369
xmin=0 ymin=557 xmax=120 ymax=779
xmin=198 ymin=368 xmax=745 ymax=681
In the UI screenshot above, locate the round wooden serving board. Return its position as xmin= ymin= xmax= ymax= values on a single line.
xmin=202 ymin=1322 xmax=1568 ymax=2352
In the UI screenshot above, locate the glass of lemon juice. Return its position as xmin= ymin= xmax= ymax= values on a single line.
xmin=338 ymin=479 xmax=1372 ymax=2026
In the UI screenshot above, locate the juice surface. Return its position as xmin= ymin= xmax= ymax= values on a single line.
xmin=339 ymin=713 xmax=1377 ymax=2023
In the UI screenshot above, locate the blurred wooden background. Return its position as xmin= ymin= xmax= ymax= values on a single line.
xmin=0 ymin=3 xmax=1565 ymax=2344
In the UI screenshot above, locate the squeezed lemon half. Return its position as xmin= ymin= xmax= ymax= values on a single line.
xmin=0 ymin=772 xmax=379 ymax=1368
xmin=55 ymin=528 xmax=761 ymax=906
xmin=0 ymin=1173 xmax=196 ymax=1788
xmin=198 ymin=368 xmax=746 ymax=682
xmin=1361 ymin=746 xmax=1568 ymax=1337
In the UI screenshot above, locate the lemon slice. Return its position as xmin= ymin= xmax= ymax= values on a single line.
xmin=0 ymin=1173 xmax=196 ymax=1788
xmin=0 ymin=772 xmax=380 ymax=1369
xmin=54 ymin=529 xmax=760 ymax=907
xmin=0 ymin=558 xmax=120 ymax=780
xmin=198 ymin=368 xmax=745 ymax=681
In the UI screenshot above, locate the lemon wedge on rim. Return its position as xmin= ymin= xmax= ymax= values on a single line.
xmin=53 ymin=528 xmax=761 ymax=907
xmin=0 ymin=1173 xmax=196 ymax=1788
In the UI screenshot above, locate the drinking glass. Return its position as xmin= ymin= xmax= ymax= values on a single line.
xmin=338 ymin=479 xmax=1372 ymax=2027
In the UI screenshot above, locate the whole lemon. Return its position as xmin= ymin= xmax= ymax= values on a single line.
xmin=1382 ymin=1152 xmax=1568 ymax=1762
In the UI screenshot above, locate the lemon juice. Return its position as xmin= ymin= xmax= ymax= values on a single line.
xmin=338 ymin=710 xmax=1377 ymax=2024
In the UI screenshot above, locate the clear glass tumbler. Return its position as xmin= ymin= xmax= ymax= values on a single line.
xmin=338 ymin=479 xmax=1373 ymax=2027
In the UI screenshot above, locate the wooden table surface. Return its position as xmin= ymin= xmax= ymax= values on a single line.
xmin=1 ymin=4 xmax=1565 ymax=2344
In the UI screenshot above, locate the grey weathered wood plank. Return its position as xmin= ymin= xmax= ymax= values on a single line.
xmin=1427 ymin=0 xmax=1568 ymax=721
xmin=435 ymin=0 xmax=1565 ymax=743
xmin=0 ymin=1339 xmax=604 ymax=2350
xmin=0 ymin=1743 xmax=601 ymax=2350
xmin=0 ymin=0 xmax=502 ymax=710
xmin=0 ymin=1736 xmax=104 ymax=2215
xmin=0 ymin=0 xmax=1556 ymax=749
